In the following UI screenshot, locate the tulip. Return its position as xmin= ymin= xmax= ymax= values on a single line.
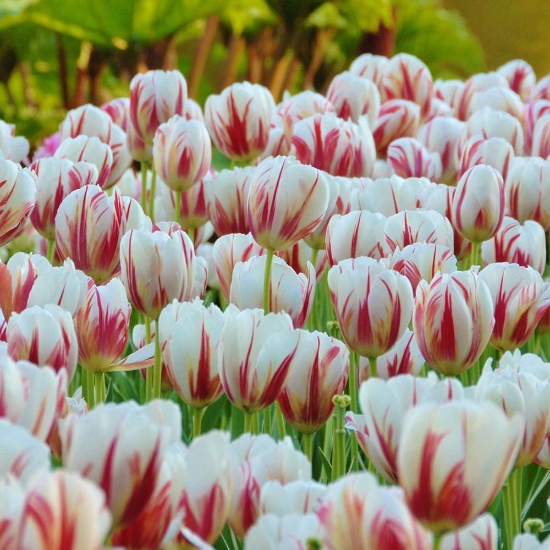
xmin=0 ymin=418 xmax=50 ymax=482
xmin=326 ymin=210 xmax=386 ymax=265
xmin=101 ymin=97 xmax=130 ymax=130
xmin=441 ymin=513 xmax=498 ymax=550
xmin=130 ymin=69 xmax=187 ymax=146
xmin=481 ymin=217 xmax=546 ymax=274
xmin=230 ymin=255 xmax=315 ymax=329
xmin=29 ymin=157 xmax=98 ymax=241
xmin=413 ymin=270 xmax=494 ymax=375
xmin=352 ymin=174 xmax=433 ymax=216
xmin=119 ymin=226 xmax=196 ymax=320
xmin=387 ymin=137 xmax=442 ymax=180
xmin=74 ymin=277 xmax=132 ymax=373
xmin=326 ymin=71 xmax=380 ymax=127
xmin=229 ymin=434 xmax=311 ymax=539
xmin=291 ymin=113 xmax=376 ymax=178
xmin=459 ymin=106 xmax=524 ymax=157
xmin=0 ymin=120 xmax=29 ymax=163
xmin=427 ymin=97 xmax=454 ymax=119
xmin=373 ymin=99 xmax=421 ymax=154
xmin=470 ymin=87 xmax=524 ymax=127
xmin=383 ymin=53 xmax=434 ymax=119
xmin=180 ymin=431 xmax=232 ymax=544
xmin=434 ymin=79 xmax=465 ymax=110
xmin=397 ymin=400 xmax=523 ymax=533
xmin=478 ymin=263 xmax=550 ymax=351
xmin=212 ymin=233 xmax=266 ymax=300
xmin=127 ymin=120 xmax=152 ymax=162
xmin=59 ymin=400 xmax=175 ymax=528
xmin=277 ymin=330 xmax=349 ymax=434
xmin=248 ymin=155 xmax=329 ymax=255
xmin=158 ymin=299 xmax=232 ymax=411
xmin=0 ymin=159 xmax=36 ymax=247
xmin=513 ymin=534 xmax=550 ymax=550
xmin=362 ymin=328 xmax=425 ymax=381
xmin=205 ymin=82 xmax=275 ymax=161
xmin=346 ymin=373 xmax=460 ymax=482
xmin=218 ymin=309 xmax=294 ymax=413
xmin=111 ymin=442 xmax=187 ymax=550
xmin=0 ymin=476 xmax=25 ymax=549
xmin=381 ymin=209 xmax=454 ymax=255
xmin=506 ymin=157 xmax=550 ymax=230
xmin=476 ymin=360 xmax=550 ymax=467
xmin=416 ymin=116 xmax=464 ymax=183
xmin=55 ymin=185 xmax=150 ymax=284
xmin=153 ymin=115 xmax=211 ymax=194
xmin=531 ymin=114 xmax=550 ymax=160
xmin=20 ymin=470 xmax=112 ymax=550
xmin=451 ymin=164 xmax=505 ymax=243
xmin=317 ymin=473 xmax=432 ymax=550
xmin=349 ymin=53 xmax=388 ymax=88
xmin=328 ymin=257 xmax=414 ymax=361
xmin=59 ymin=104 xmax=116 ymax=144
xmin=33 ymin=131 xmax=61 ymax=161
xmin=244 ymin=514 xmax=324 ymax=550
xmin=260 ymin=479 xmax=327 ymax=516
xmin=383 ymin=243 xmax=457 ymax=293
xmin=54 ymin=135 xmax=113 ymax=188
xmin=0 ymin=353 xmax=67 ymax=441
xmin=205 ymin=166 xmax=254 ymax=236
xmin=524 ymin=100 xmax=550 ymax=155
xmin=7 ymin=304 xmax=78 ymax=380
xmin=457 ymin=72 xmax=509 ymax=121
xmin=458 ymin=134 xmax=515 ymax=180
xmin=531 ymin=74 xmax=550 ymax=101
xmin=498 ymin=59 xmax=536 ymax=100
xmin=277 ymin=240 xmax=329 ymax=282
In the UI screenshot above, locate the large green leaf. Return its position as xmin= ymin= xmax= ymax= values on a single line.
xmin=0 ymin=0 xmax=235 ymax=49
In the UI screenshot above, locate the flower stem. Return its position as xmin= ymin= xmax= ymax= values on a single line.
xmin=94 ymin=371 xmax=105 ymax=404
xmin=174 ymin=189 xmax=182 ymax=227
xmin=368 ymin=356 xmax=378 ymax=379
xmin=148 ymin=163 xmax=157 ymax=221
xmin=193 ymin=407 xmax=205 ymax=439
xmin=302 ymin=432 xmax=314 ymax=463
xmin=244 ymin=411 xmax=259 ymax=434
xmin=433 ymin=533 xmax=442 ymax=550
xmin=503 ymin=466 xmax=523 ymax=550
xmin=331 ymin=394 xmax=350 ymax=481
xmin=140 ymin=161 xmax=148 ymax=211
xmin=263 ymin=405 xmax=272 ymax=436
xmin=263 ymin=248 xmax=275 ymax=314
xmin=470 ymin=240 xmax=481 ymax=269
xmin=46 ymin=238 xmax=56 ymax=265
xmin=275 ymin=402 xmax=286 ymax=439
xmin=152 ymin=326 xmax=162 ymax=400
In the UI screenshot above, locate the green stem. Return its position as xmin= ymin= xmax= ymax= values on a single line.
xmin=140 ymin=161 xmax=148 ymax=212
xmin=46 ymin=238 xmax=56 ymax=265
xmin=148 ymin=164 xmax=157 ymax=221
xmin=470 ymin=240 xmax=481 ymax=269
xmin=302 ymin=432 xmax=314 ymax=463
xmin=433 ymin=533 xmax=442 ymax=550
xmin=188 ymin=226 xmax=195 ymax=245
xmin=193 ymin=407 xmax=205 ymax=439
xmin=94 ymin=371 xmax=105 ymax=404
xmin=349 ymin=351 xmax=359 ymax=413
xmin=152 ymin=325 xmax=162 ymax=400
xmin=174 ymin=189 xmax=182 ymax=227
xmin=84 ymin=368 xmax=95 ymax=408
xmin=244 ymin=411 xmax=258 ymax=434
xmin=307 ymin=248 xmax=320 ymax=331
xmin=145 ymin=318 xmax=153 ymax=402
xmin=503 ymin=466 xmax=523 ymax=550
xmin=368 ymin=356 xmax=378 ymax=379
xmin=331 ymin=395 xmax=350 ymax=481
xmin=263 ymin=405 xmax=272 ymax=436
xmin=275 ymin=402 xmax=286 ymax=439
xmin=263 ymin=248 xmax=275 ymax=314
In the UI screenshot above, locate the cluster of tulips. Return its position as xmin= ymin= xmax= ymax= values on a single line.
xmin=4 ymin=50 xmax=550 ymax=550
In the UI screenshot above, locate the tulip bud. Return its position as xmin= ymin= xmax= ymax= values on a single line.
xmin=451 ymin=164 xmax=505 ymax=242
xmin=130 ymin=70 xmax=187 ymax=146
xmin=205 ymin=82 xmax=275 ymax=161
xmin=349 ymin=53 xmax=388 ymax=88
xmin=387 ymin=137 xmax=442 ymax=180
xmin=373 ymin=99 xmax=421 ymax=154
xmin=498 ymin=59 xmax=536 ymax=100
xmin=153 ymin=115 xmax=211 ymax=192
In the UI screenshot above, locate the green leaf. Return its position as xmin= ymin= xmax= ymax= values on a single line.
xmin=0 ymin=0 xmax=235 ymax=49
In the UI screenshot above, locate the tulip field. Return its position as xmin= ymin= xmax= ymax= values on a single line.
xmin=4 ymin=49 xmax=550 ymax=550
